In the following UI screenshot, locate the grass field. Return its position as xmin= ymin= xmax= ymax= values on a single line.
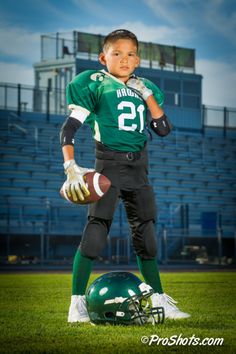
xmin=0 ymin=271 xmax=235 ymax=353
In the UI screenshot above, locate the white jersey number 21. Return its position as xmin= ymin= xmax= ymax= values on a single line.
xmin=117 ymin=101 xmax=145 ymax=133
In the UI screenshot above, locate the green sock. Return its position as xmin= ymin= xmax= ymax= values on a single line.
xmin=72 ymin=249 xmax=93 ymax=295
xmin=136 ymin=256 xmax=163 ymax=294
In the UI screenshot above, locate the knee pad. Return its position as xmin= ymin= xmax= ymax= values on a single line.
xmin=132 ymin=220 xmax=157 ymax=259
xmin=79 ymin=217 xmax=111 ymax=259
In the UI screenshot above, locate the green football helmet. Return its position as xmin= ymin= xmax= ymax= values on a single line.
xmin=85 ymin=271 xmax=164 ymax=325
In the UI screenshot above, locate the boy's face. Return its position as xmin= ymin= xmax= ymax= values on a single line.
xmin=99 ymin=39 xmax=140 ymax=83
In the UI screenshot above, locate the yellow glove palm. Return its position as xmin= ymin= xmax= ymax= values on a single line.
xmin=64 ymin=160 xmax=94 ymax=202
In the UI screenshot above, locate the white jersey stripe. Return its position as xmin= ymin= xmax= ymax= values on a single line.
xmin=69 ymin=104 xmax=90 ymax=123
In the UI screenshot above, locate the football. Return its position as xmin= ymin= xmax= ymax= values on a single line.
xmin=60 ymin=171 xmax=111 ymax=204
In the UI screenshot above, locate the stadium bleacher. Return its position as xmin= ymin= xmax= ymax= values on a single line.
xmin=0 ymin=109 xmax=236 ymax=264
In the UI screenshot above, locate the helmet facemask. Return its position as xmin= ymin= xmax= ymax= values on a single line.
xmin=115 ymin=290 xmax=164 ymax=325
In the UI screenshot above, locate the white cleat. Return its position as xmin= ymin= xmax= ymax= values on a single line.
xmin=68 ymin=295 xmax=90 ymax=323
xmin=151 ymin=293 xmax=191 ymax=319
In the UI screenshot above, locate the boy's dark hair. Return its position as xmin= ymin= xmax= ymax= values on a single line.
xmin=103 ymin=29 xmax=139 ymax=51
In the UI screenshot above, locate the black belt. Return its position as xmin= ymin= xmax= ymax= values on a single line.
xmin=95 ymin=142 xmax=144 ymax=161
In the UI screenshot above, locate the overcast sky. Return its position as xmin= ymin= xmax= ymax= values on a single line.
xmin=0 ymin=0 xmax=235 ymax=108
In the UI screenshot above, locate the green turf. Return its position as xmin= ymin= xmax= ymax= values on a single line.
xmin=0 ymin=271 xmax=235 ymax=353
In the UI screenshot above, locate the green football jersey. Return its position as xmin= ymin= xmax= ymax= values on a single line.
xmin=66 ymin=69 xmax=164 ymax=152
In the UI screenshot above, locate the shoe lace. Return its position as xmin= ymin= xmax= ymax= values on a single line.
xmin=161 ymin=293 xmax=178 ymax=310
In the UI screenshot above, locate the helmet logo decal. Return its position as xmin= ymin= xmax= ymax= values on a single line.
xmin=99 ymin=287 xmax=108 ymax=296
xmin=104 ymin=296 xmax=127 ymax=304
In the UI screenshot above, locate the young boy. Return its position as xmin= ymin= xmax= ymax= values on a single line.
xmin=60 ymin=29 xmax=190 ymax=322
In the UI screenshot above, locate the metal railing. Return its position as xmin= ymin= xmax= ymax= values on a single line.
xmin=202 ymin=104 xmax=236 ymax=131
xmin=41 ymin=31 xmax=195 ymax=72
xmin=159 ymin=226 xmax=236 ymax=266
xmin=1 ymin=225 xmax=235 ymax=267
xmin=7 ymin=112 xmax=39 ymax=151
xmin=0 ymin=83 xmax=68 ymax=118
xmin=1 ymin=82 xmax=236 ymax=129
